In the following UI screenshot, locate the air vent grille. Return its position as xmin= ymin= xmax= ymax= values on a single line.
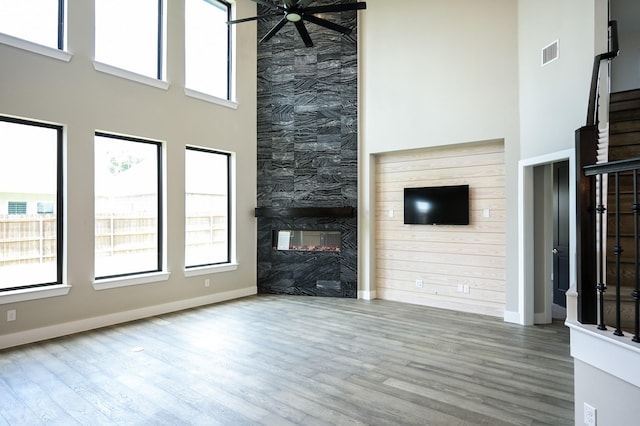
xmin=542 ymin=40 xmax=559 ymax=66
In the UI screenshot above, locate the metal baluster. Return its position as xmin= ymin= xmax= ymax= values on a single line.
xmin=614 ymin=172 xmax=624 ymax=336
xmin=597 ymin=173 xmax=607 ymax=330
xmin=634 ymin=170 xmax=640 ymax=343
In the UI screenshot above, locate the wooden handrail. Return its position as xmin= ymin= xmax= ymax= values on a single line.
xmin=586 ymin=20 xmax=619 ymax=126
xmin=584 ymin=157 xmax=640 ymax=176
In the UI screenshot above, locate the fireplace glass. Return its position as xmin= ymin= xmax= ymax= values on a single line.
xmin=273 ymin=230 xmax=341 ymax=252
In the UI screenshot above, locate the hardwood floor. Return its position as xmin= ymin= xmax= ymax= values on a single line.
xmin=0 ymin=295 xmax=573 ymax=425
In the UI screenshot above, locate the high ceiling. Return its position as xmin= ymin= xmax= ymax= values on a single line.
xmin=612 ymin=0 xmax=640 ymax=33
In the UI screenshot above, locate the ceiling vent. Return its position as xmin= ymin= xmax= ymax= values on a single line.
xmin=542 ymin=40 xmax=559 ymax=66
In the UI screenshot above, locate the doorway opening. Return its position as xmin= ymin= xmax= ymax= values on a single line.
xmin=532 ymin=160 xmax=569 ymax=323
xmin=518 ymin=149 xmax=576 ymax=326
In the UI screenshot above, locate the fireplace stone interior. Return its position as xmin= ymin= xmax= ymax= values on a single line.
xmin=256 ymin=2 xmax=359 ymax=297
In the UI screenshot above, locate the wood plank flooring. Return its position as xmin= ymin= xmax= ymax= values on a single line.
xmin=0 ymin=295 xmax=573 ymax=425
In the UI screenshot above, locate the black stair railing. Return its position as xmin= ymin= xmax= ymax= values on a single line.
xmin=583 ymin=159 xmax=640 ymax=342
xmin=575 ymin=20 xmax=619 ymax=325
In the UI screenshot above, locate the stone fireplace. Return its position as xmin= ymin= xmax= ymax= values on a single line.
xmin=256 ymin=207 xmax=356 ymax=297
xmin=255 ymin=0 xmax=359 ymax=297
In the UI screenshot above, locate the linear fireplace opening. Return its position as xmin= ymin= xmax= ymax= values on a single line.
xmin=273 ymin=230 xmax=341 ymax=252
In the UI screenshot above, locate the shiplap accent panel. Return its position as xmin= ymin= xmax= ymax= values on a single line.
xmin=375 ymin=141 xmax=506 ymax=316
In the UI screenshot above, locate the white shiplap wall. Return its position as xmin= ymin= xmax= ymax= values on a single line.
xmin=375 ymin=140 xmax=506 ymax=316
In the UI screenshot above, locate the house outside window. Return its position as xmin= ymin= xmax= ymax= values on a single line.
xmin=0 ymin=0 xmax=65 ymax=50
xmin=185 ymin=0 xmax=232 ymax=100
xmin=94 ymin=0 xmax=165 ymax=79
xmin=185 ymin=147 xmax=231 ymax=267
xmin=0 ymin=117 xmax=63 ymax=291
xmin=94 ymin=133 xmax=163 ymax=279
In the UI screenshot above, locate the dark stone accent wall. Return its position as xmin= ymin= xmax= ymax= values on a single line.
xmin=256 ymin=0 xmax=359 ymax=297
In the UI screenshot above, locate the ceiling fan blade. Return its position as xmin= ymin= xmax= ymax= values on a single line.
xmin=304 ymin=3 xmax=367 ymax=14
xmin=297 ymin=0 xmax=315 ymax=8
xmin=247 ymin=0 xmax=285 ymax=11
xmin=227 ymin=13 xmax=282 ymax=25
xmin=303 ymin=14 xmax=352 ymax=35
xmin=260 ymin=17 xmax=289 ymax=43
xmin=294 ymin=21 xmax=314 ymax=47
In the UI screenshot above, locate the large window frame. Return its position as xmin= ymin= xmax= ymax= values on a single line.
xmin=94 ymin=0 xmax=166 ymax=81
xmin=185 ymin=0 xmax=233 ymax=102
xmin=0 ymin=0 xmax=65 ymax=49
xmin=0 ymin=0 xmax=71 ymax=61
xmin=0 ymin=116 xmax=64 ymax=293
xmin=94 ymin=132 xmax=164 ymax=281
xmin=185 ymin=146 xmax=232 ymax=269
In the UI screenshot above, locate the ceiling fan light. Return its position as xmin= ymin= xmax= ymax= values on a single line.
xmin=286 ymin=12 xmax=302 ymax=22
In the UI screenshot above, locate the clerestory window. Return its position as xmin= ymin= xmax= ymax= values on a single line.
xmin=94 ymin=0 xmax=165 ymax=80
xmin=0 ymin=0 xmax=65 ymax=50
xmin=185 ymin=0 xmax=232 ymax=100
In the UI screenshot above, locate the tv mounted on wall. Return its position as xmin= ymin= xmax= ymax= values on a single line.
xmin=404 ymin=185 xmax=470 ymax=225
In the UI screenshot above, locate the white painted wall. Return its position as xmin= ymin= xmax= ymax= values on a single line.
xmin=611 ymin=0 xmax=640 ymax=92
xmin=0 ymin=0 xmax=257 ymax=340
xmin=573 ymin=347 xmax=640 ymax=425
xmin=612 ymin=31 xmax=640 ymax=92
xmin=518 ymin=0 xmax=604 ymax=159
xmin=359 ymin=0 xmax=520 ymax=312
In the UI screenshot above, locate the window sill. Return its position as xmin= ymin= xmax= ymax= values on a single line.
xmin=184 ymin=88 xmax=238 ymax=109
xmin=0 ymin=32 xmax=72 ymax=62
xmin=0 ymin=284 xmax=72 ymax=305
xmin=184 ymin=263 xmax=239 ymax=277
xmin=93 ymin=271 xmax=171 ymax=291
xmin=93 ymin=61 xmax=170 ymax=91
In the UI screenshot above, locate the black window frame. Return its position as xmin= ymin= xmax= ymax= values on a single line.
xmin=0 ymin=0 xmax=65 ymax=50
xmin=94 ymin=132 xmax=163 ymax=280
xmin=186 ymin=0 xmax=232 ymax=100
xmin=57 ymin=0 xmax=65 ymax=50
xmin=220 ymin=0 xmax=232 ymax=100
xmin=94 ymin=0 xmax=165 ymax=80
xmin=0 ymin=116 xmax=64 ymax=292
xmin=156 ymin=0 xmax=164 ymax=80
xmin=185 ymin=146 xmax=232 ymax=268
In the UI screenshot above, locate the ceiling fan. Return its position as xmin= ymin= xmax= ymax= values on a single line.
xmin=228 ymin=0 xmax=367 ymax=48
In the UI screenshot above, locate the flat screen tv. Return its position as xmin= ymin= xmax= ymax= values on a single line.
xmin=404 ymin=185 xmax=469 ymax=225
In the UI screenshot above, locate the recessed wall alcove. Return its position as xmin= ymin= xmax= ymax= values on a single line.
xmin=255 ymin=0 xmax=359 ymax=297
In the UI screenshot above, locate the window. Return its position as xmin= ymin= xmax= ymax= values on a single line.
xmin=0 ymin=0 xmax=65 ymax=49
xmin=95 ymin=0 xmax=164 ymax=79
xmin=0 ymin=117 xmax=63 ymax=292
xmin=8 ymin=202 xmax=27 ymax=215
xmin=37 ymin=201 xmax=54 ymax=214
xmin=95 ymin=133 xmax=162 ymax=279
xmin=185 ymin=147 xmax=230 ymax=268
xmin=185 ymin=0 xmax=232 ymax=100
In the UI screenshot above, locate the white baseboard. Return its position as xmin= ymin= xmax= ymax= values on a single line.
xmin=503 ymin=310 xmax=521 ymax=324
xmin=0 ymin=286 xmax=256 ymax=350
xmin=358 ymin=290 xmax=377 ymax=300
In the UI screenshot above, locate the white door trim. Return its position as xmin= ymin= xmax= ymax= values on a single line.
xmin=516 ymin=149 xmax=576 ymax=325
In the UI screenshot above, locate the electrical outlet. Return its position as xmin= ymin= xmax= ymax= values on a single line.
xmin=388 ymin=209 xmax=394 ymax=218
xmin=7 ymin=309 xmax=16 ymax=322
xmin=457 ymin=284 xmax=464 ymax=292
xmin=204 ymin=279 xmax=211 ymax=287
xmin=415 ymin=279 xmax=423 ymax=288
xmin=584 ymin=403 xmax=597 ymax=426
xmin=463 ymin=285 xmax=470 ymax=294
